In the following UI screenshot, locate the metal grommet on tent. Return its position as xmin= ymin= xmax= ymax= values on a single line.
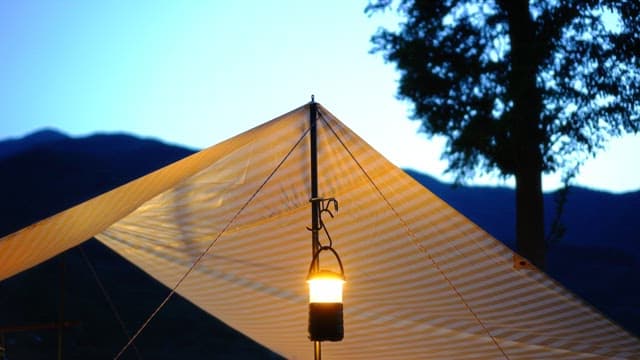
xmin=513 ymin=253 xmax=535 ymax=270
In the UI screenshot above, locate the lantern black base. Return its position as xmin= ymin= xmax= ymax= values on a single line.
xmin=308 ymin=302 xmax=344 ymax=342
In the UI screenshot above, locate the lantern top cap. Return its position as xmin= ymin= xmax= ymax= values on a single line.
xmin=307 ymin=269 xmax=345 ymax=282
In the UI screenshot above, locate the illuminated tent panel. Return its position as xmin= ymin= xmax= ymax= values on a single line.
xmin=1 ymin=103 xmax=639 ymax=359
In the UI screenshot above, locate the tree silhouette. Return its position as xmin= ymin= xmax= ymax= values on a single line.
xmin=367 ymin=0 xmax=639 ymax=268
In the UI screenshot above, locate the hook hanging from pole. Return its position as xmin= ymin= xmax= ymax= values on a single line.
xmin=307 ymin=197 xmax=339 ymax=249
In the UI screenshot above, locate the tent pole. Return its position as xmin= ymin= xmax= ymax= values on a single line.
xmin=309 ymin=96 xmax=321 ymax=360
xmin=310 ymin=96 xmax=319 ymax=263
xmin=314 ymin=342 xmax=321 ymax=360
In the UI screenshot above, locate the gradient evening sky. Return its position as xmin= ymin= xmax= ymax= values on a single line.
xmin=1 ymin=1 xmax=638 ymax=193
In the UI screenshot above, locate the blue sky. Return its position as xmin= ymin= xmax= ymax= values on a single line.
xmin=1 ymin=1 xmax=638 ymax=193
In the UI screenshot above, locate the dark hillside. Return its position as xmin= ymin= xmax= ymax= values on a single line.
xmin=0 ymin=133 xmax=194 ymax=236
xmin=0 ymin=240 xmax=281 ymax=359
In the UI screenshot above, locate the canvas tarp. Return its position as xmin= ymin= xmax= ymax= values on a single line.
xmin=1 ymin=103 xmax=639 ymax=359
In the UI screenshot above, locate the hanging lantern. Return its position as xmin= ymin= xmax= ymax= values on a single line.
xmin=307 ymin=247 xmax=345 ymax=342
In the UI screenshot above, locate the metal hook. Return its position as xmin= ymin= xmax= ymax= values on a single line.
xmin=307 ymin=197 xmax=339 ymax=249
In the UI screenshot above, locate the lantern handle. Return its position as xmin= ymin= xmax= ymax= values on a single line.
xmin=307 ymin=245 xmax=345 ymax=280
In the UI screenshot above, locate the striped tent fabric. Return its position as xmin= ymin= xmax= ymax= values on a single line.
xmin=1 ymin=103 xmax=639 ymax=359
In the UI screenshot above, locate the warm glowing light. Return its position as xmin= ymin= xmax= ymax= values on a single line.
xmin=307 ymin=270 xmax=345 ymax=303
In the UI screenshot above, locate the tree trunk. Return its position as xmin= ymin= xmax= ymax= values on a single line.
xmin=503 ymin=0 xmax=546 ymax=268
xmin=515 ymin=164 xmax=545 ymax=268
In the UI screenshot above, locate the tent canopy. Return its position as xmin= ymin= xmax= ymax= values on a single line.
xmin=1 ymin=103 xmax=639 ymax=359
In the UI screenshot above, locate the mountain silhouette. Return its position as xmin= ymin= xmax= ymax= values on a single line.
xmin=0 ymin=130 xmax=195 ymax=237
xmin=0 ymin=128 xmax=69 ymax=161
xmin=0 ymin=130 xmax=638 ymax=358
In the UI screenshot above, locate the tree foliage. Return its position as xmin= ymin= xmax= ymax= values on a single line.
xmin=367 ymin=0 xmax=640 ymax=268
xmin=367 ymin=0 xmax=639 ymax=181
